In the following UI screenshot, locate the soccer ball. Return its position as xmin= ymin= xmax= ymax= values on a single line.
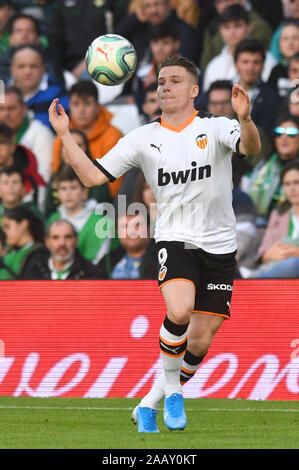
xmin=85 ymin=34 xmax=137 ymax=86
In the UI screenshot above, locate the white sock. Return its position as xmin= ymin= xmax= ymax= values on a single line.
xmin=159 ymin=318 xmax=188 ymax=397
xmin=139 ymin=373 xmax=165 ymax=410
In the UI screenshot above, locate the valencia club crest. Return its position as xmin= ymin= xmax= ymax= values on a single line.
xmin=196 ymin=133 xmax=208 ymax=149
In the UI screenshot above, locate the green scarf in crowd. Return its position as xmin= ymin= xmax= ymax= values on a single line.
xmin=249 ymin=153 xmax=286 ymax=216
xmin=0 ymin=243 xmax=38 ymax=280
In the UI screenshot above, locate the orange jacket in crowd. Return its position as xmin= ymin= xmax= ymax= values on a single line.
xmin=52 ymin=106 xmax=124 ymax=197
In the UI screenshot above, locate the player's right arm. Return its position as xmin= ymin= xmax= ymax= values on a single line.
xmin=48 ymin=98 xmax=108 ymax=188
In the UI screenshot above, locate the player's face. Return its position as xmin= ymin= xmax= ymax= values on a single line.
xmin=157 ymin=66 xmax=199 ymax=113
xmin=1 ymin=216 xmax=28 ymax=247
xmin=219 ymin=20 xmax=251 ymax=48
xmin=0 ymin=173 xmax=24 ymax=205
xmin=57 ymin=180 xmax=87 ymax=211
xmin=0 ymin=93 xmax=27 ymax=131
xmin=208 ymin=89 xmax=234 ymax=117
xmin=150 ymin=37 xmax=179 ymax=64
xmin=69 ymin=94 xmax=99 ymax=129
xmin=10 ymin=18 xmax=39 ymax=47
xmin=282 ymin=169 xmax=299 ymax=206
xmin=11 ymin=49 xmax=45 ymax=93
xmin=274 ymin=120 xmax=299 ymax=160
xmin=235 ymin=52 xmax=264 ymax=85
xmin=46 ymin=223 xmax=77 ymax=263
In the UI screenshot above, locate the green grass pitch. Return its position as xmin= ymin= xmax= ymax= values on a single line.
xmin=0 ymin=396 xmax=298 ymax=449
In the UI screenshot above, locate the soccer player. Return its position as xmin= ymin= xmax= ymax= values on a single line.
xmin=48 ymin=56 xmax=261 ymax=433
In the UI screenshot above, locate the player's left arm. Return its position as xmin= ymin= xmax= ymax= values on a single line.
xmin=231 ymin=84 xmax=261 ymax=156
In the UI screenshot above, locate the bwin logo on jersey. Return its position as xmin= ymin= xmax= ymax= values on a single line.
xmin=158 ymin=161 xmax=211 ymax=186
xmin=196 ymin=133 xmax=208 ymax=149
xmin=207 ymin=283 xmax=233 ymax=291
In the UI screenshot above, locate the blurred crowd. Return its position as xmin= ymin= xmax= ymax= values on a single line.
xmin=0 ymin=0 xmax=298 ymax=280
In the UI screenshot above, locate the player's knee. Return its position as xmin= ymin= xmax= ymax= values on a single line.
xmin=167 ymin=303 xmax=193 ymax=325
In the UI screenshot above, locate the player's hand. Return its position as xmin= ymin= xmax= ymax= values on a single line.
xmin=48 ymin=98 xmax=70 ymax=137
xmin=231 ymin=84 xmax=251 ymax=121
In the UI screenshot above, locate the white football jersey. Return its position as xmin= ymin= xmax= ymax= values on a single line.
xmin=95 ymin=110 xmax=242 ymax=254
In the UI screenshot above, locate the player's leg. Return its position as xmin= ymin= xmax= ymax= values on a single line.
xmin=159 ymin=279 xmax=195 ymax=430
xmin=138 ymin=313 xmax=224 ymax=412
xmin=132 ymin=280 xmax=194 ymax=432
xmin=133 ymin=242 xmax=197 ymax=432
xmin=181 ymin=312 xmax=224 ymax=379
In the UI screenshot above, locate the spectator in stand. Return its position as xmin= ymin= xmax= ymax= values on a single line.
xmin=141 ymin=82 xmax=161 ymax=123
xmin=47 ymin=166 xmax=119 ymax=265
xmin=272 ymin=53 xmax=299 ymax=119
xmin=270 ymin=0 xmax=299 ymax=63
xmin=45 ymin=129 xmax=110 ymax=219
xmin=0 ymin=86 xmax=54 ymax=183
xmin=0 ymin=204 xmax=44 ymax=280
xmin=250 ymin=0 xmax=283 ymax=30
xmin=20 ymin=219 xmax=101 ymax=280
xmin=132 ymin=172 xmax=157 ymax=234
xmin=206 ymin=80 xmax=235 ymax=117
xmin=97 ymin=212 xmax=157 ymax=279
xmin=203 ymin=80 xmax=261 ymax=270
xmin=128 ymin=0 xmax=200 ymax=29
xmin=234 ymin=39 xmax=280 ymax=150
xmin=203 ymin=5 xmax=277 ymax=92
xmin=46 ymin=0 xmax=109 ymax=83
xmin=0 ymin=123 xmax=46 ymax=211
xmin=134 ymin=20 xmax=180 ymax=114
xmin=240 ymin=160 xmax=299 ymax=278
xmin=289 ymin=94 xmax=299 ymax=118
xmin=268 ymin=21 xmax=299 ymax=98
xmin=249 ymin=114 xmax=299 ymax=223
xmin=200 ymin=0 xmax=273 ymax=73
xmin=0 ymin=13 xmax=55 ymax=83
xmin=0 ymin=0 xmax=15 ymax=54
xmin=289 ymin=50 xmax=299 ymax=82
xmin=115 ymin=0 xmax=198 ymax=64
xmin=117 ymin=85 xmax=161 ymax=198
xmin=231 ymin=155 xmax=262 ymax=271
xmin=0 ymin=166 xmax=43 ymax=226
xmin=106 ymin=0 xmax=132 ymax=27
xmin=9 ymin=45 xmax=69 ymax=129
xmin=52 ymin=81 xmax=123 ymax=199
